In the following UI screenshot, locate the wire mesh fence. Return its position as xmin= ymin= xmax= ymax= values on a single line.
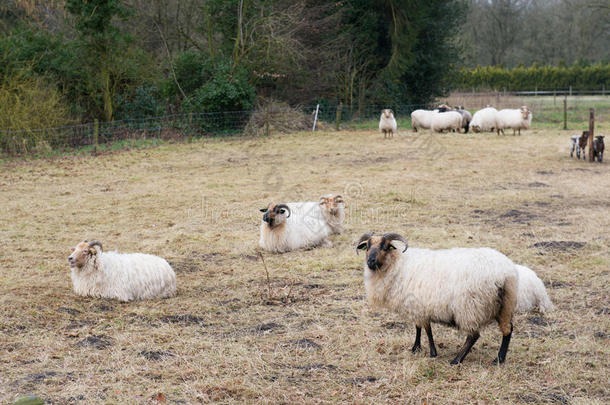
xmin=1 ymin=94 xmax=608 ymax=156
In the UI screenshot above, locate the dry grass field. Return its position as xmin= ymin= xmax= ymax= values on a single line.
xmin=1 ymin=127 xmax=609 ymax=404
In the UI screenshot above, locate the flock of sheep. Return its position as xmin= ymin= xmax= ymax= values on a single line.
xmin=379 ymin=105 xmax=533 ymax=136
xmin=68 ymin=187 xmax=554 ymax=365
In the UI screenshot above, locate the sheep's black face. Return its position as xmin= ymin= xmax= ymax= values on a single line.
xmin=357 ymin=233 xmax=408 ymax=272
xmin=260 ymin=203 xmax=290 ymax=228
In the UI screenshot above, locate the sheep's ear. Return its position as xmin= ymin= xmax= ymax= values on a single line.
xmin=388 ymin=244 xmax=397 ymax=250
xmin=319 ymin=197 xmax=327 ymax=205
xmin=88 ymin=246 xmax=97 ymax=255
xmin=334 ymin=195 xmax=344 ymax=203
xmin=356 ymin=242 xmax=368 ymax=252
xmin=259 ymin=208 xmax=268 ymax=213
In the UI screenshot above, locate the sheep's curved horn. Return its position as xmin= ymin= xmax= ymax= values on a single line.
xmin=88 ymin=240 xmax=103 ymax=251
xmin=275 ymin=203 xmax=291 ymax=218
xmin=356 ymin=232 xmax=374 ymax=254
xmin=382 ymin=233 xmax=408 ymax=252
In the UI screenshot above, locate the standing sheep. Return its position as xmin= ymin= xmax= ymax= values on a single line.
xmin=68 ymin=240 xmax=176 ymax=302
xmin=411 ymin=109 xmax=436 ymax=132
xmin=431 ymin=111 xmax=463 ymax=133
xmin=570 ymin=132 xmax=589 ymax=159
xmin=453 ymin=106 xmax=472 ymax=133
xmin=469 ymin=107 xmax=498 ymax=133
xmin=496 ymin=106 xmax=532 ymax=136
xmin=357 ymin=232 xmax=518 ymax=364
xmin=379 ymin=109 xmax=397 ymax=138
xmin=593 ymin=135 xmax=604 ymax=163
xmin=515 ymin=265 xmax=554 ymax=313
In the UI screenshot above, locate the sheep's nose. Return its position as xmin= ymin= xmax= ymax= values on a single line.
xmin=67 ymin=257 xmax=73 ymax=263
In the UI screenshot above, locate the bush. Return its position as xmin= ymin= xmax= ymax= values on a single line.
xmin=115 ymin=84 xmax=166 ymax=120
xmin=454 ymin=63 xmax=610 ymax=91
xmin=166 ymin=52 xmax=255 ymax=113
xmin=0 ymin=71 xmax=72 ymax=154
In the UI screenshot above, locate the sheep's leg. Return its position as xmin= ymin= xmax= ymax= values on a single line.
xmin=449 ymin=332 xmax=480 ymax=365
xmin=425 ymin=324 xmax=437 ymax=358
xmin=493 ymin=323 xmax=513 ymax=365
xmin=411 ymin=326 xmax=422 ymax=353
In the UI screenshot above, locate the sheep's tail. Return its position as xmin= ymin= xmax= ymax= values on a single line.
xmin=498 ymin=275 xmax=518 ymax=336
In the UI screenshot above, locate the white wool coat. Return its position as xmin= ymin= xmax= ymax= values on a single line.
xmin=364 ymin=247 xmax=518 ymax=335
xmin=515 ymin=265 xmax=553 ymax=313
xmin=72 ymin=248 xmax=176 ymax=302
xmin=259 ymin=202 xmax=332 ymax=253
xmin=470 ymin=107 xmax=499 ymax=132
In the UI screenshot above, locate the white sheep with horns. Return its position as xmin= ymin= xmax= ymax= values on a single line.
xmin=68 ymin=240 xmax=176 ymax=302
xmin=259 ymin=201 xmax=336 ymax=253
xmin=357 ymin=232 xmax=519 ymax=365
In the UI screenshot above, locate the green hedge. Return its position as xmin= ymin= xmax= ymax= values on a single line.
xmin=453 ymin=63 xmax=610 ymax=91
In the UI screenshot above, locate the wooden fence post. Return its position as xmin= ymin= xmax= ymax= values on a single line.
xmin=93 ymin=119 xmax=99 ymax=156
xmin=588 ymin=109 xmax=594 ymax=162
xmin=335 ymin=102 xmax=342 ymax=131
xmin=563 ymin=96 xmax=567 ymax=130
xmin=312 ymin=104 xmax=320 ymax=132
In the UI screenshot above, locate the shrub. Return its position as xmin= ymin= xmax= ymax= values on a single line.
xmin=0 ymin=71 xmax=72 ymax=154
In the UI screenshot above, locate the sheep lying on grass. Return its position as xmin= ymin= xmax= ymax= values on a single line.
xmin=496 ymin=106 xmax=532 ymax=135
xmin=259 ymin=200 xmax=336 ymax=253
xmin=515 ymin=265 xmax=554 ymax=313
xmin=318 ymin=194 xmax=345 ymax=234
xmin=357 ymin=232 xmax=518 ymax=365
xmin=68 ymin=240 xmax=176 ymax=302
xmin=379 ymin=109 xmax=397 ymax=138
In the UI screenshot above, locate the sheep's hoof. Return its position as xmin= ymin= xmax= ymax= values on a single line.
xmin=491 ymin=357 xmax=505 ymax=365
xmin=429 ymin=350 xmax=437 ymax=358
xmin=449 ymin=359 xmax=460 ymax=366
xmin=411 ymin=345 xmax=421 ymax=354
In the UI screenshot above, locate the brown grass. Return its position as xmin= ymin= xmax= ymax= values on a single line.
xmin=1 ymin=127 xmax=609 ymax=404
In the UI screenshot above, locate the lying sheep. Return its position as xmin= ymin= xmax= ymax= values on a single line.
xmin=515 ymin=265 xmax=554 ymax=313
xmin=593 ymin=135 xmax=604 ymax=163
xmin=319 ymin=194 xmax=345 ymax=234
xmin=68 ymin=240 xmax=176 ymax=302
xmin=453 ymin=106 xmax=472 ymax=133
xmin=379 ymin=109 xmax=397 ymax=138
xmin=357 ymin=232 xmax=518 ymax=365
xmin=570 ymin=132 xmax=589 ymax=159
xmin=469 ymin=107 xmax=498 ymax=133
xmin=431 ymin=110 xmax=463 ymax=133
xmin=411 ymin=109 xmax=435 ymax=132
xmin=259 ymin=201 xmax=333 ymax=253
xmin=496 ymin=106 xmax=532 ymax=135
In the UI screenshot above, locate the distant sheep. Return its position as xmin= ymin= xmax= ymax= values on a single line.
xmin=358 ymin=232 xmax=518 ymax=365
xmin=515 ymin=265 xmax=554 ymax=313
xmin=259 ymin=201 xmax=333 ymax=253
xmin=570 ymin=131 xmax=588 ymax=159
xmin=453 ymin=106 xmax=472 ymax=133
xmin=431 ymin=110 xmax=463 ymax=133
xmin=469 ymin=107 xmax=498 ymax=133
xmin=496 ymin=106 xmax=532 ymax=135
xmin=411 ymin=109 xmax=435 ymax=132
xmin=68 ymin=240 xmax=176 ymax=302
xmin=379 ymin=109 xmax=397 ymax=138
xmin=593 ymin=135 xmax=604 ymax=163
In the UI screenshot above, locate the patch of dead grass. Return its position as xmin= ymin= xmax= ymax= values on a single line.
xmin=0 ymin=128 xmax=609 ymax=403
